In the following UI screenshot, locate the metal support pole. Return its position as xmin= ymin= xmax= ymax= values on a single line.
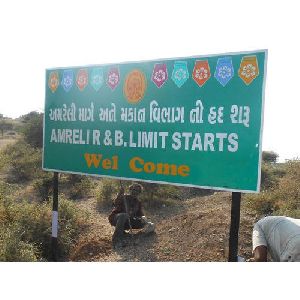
xmin=228 ymin=192 xmax=241 ymax=262
xmin=51 ymin=172 xmax=59 ymax=261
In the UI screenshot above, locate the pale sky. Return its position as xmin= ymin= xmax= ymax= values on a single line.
xmin=0 ymin=0 xmax=299 ymax=162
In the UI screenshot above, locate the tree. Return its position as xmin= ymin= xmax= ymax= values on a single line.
xmin=20 ymin=111 xmax=40 ymax=123
xmin=262 ymin=151 xmax=279 ymax=164
xmin=22 ymin=112 xmax=43 ymax=148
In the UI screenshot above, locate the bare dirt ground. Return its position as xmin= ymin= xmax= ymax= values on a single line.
xmin=70 ymin=192 xmax=256 ymax=262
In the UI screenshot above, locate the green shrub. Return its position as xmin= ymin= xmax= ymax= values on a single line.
xmin=246 ymin=160 xmax=300 ymax=218
xmin=33 ymin=172 xmax=53 ymax=201
xmin=0 ymin=224 xmax=39 ymax=262
xmin=0 ymin=182 xmax=17 ymax=200
xmin=0 ymin=194 xmax=88 ymax=261
xmin=57 ymin=196 xmax=89 ymax=258
xmin=69 ymin=176 xmax=94 ymax=199
xmin=96 ymin=178 xmax=120 ymax=210
xmin=1 ymin=140 xmax=42 ymax=182
xmin=139 ymin=182 xmax=181 ymax=209
xmin=260 ymin=163 xmax=285 ymax=190
xmin=0 ymin=196 xmax=50 ymax=261
xmin=246 ymin=192 xmax=278 ymax=216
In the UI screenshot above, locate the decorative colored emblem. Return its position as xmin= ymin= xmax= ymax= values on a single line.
xmin=107 ymin=67 xmax=120 ymax=90
xmin=171 ymin=61 xmax=189 ymax=88
xmin=48 ymin=71 xmax=59 ymax=93
xmin=90 ymin=67 xmax=104 ymax=91
xmin=76 ymin=69 xmax=88 ymax=91
xmin=192 ymin=60 xmax=211 ymax=87
xmin=151 ymin=63 xmax=168 ymax=88
xmin=238 ymin=56 xmax=259 ymax=85
xmin=214 ymin=57 xmax=234 ymax=87
xmin=124 ymin=69 xmax=147 ymax=104
xmin=61 ymin=70 xmax=74 ymax=92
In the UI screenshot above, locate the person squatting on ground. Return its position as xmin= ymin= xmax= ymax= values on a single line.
xmin=252 ymin=216 xmax=300 ymax=262
xmin=108 ymin=183 xmax=155 ymax=248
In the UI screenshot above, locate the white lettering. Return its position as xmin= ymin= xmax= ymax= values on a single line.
xmin=150 ymin=100 xmax=184 ymax=123
xmin=228 ymin=133 xmax=239 ymax=152
xmin=190 ymin=100 xmax=204 ymax=123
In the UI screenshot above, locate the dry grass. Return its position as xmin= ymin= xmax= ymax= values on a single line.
xmin=0 ymin=138 xmax=15 ymax=150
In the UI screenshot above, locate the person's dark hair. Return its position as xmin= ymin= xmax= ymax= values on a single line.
xmin=129 ymin=183 xmax=143 ymax=194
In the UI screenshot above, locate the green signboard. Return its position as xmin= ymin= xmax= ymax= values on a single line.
xmin=43 ymin=50 xmax=267 ymax=192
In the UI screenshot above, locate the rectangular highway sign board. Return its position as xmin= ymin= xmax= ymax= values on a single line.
xmin=43 ymin=50 xmax=267 ymax=192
